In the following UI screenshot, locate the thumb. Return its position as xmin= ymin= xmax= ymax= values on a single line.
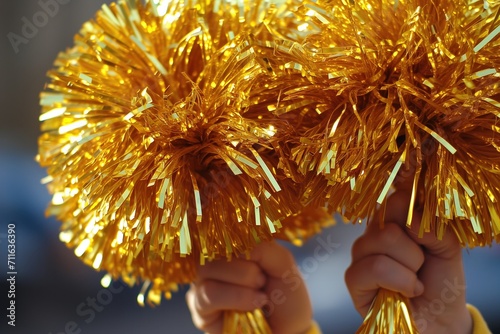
xmin=379 ymin=190 xmax=461 ymax=259
xmin=366 ymin=188 xmax=412 ymax=233
xmin=406 ymin=210 xmax=462 ymax=260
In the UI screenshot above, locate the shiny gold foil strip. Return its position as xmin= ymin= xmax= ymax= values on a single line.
xmin=39 ymin=0 xmax=500 ymax=333
xmin=37 ymin=1 xmax=334 ymax=333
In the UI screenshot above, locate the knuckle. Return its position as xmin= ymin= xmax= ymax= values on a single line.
xmin=351 ymin=235 xmax=367 ymax=258
xmin=344 ymin=265 xmax=355 ymax=288
xmin=378 ymin=223 xmax=403 ymax=245
xmin=371 ymin=255 xmax=390 ymax=276
xmin=414 ymin=248 xmax=425 ymax=269
xmin=197 ymin=281 xmax=219 ymax=309
xmin=272 ymin=241 xmax=290 ymax=257
xmin=281 ymin=248 xmax=296 ymax=266
xmin=185 ymin=288 xmax=194 ymax=305
xmin=245 ymin=261 xmax=260 ymax=275
xmin=200 ymin=280 xmax=217 ymax=298
xmin=246 ymin=264 xmax=264 ymax=288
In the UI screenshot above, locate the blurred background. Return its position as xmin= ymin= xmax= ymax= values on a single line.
xmin=1 ymin=1 xmax=499 ymax=333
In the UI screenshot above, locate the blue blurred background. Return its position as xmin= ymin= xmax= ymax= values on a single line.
xmin=1 ymin=1 xmax=499 ymax=333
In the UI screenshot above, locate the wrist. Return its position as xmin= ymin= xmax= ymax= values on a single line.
xmin=422 ymin=306 xmax=472 ymax=334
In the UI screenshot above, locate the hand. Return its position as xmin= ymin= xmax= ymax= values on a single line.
xmin=345 ymin=190 xmax=473 ymax=334
xmin=186 ymin=241 xmax=313 ymax=334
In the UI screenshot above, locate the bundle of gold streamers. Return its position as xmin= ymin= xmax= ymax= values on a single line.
xmin=37 ymin=0 xmax=335 ymax=332
xmin=246 ymin=0 xmax=500 ymax=332
xmin=38 ymin=0 xmax=500 ymax=333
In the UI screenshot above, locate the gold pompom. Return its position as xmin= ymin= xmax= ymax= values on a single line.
xmin=235 ymin=0 xmax=500 ymax=333
xmin=37 ymin=0 xmax=334 ymax=306
xmin=251 ymin=0 xmax=500 ymax=246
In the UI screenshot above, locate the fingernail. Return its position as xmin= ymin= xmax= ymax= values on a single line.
xmin=414 ymin=281 xmax=424 ymax=296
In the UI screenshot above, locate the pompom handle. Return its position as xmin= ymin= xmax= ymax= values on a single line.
xmin=356 ymin=289 xmax=418 ymax=334
xmin=223 ymin=309 xmax=272 ymax=334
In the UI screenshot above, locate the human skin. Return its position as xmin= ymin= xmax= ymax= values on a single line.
xmin=187 ymin=190 xmax=473 ymax=334
xmin=186 ymin=241 xmax=314 ymax=334
xmin=345 ymin=190 xmax=473 ymax=334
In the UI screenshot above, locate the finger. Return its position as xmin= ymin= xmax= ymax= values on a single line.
xmin=196 ymin=259 xmax=266 ymax=289
xmin=186 ymin=287 xmax=222 ymax=333
xmin=393 ymin=165 xmax=416 ymax=191
xmin=373 ymin=189 xmax=413 ymax=228
xmin=377 ymin=183 xmax=462 ymax=260
xmin=249 ymin=241 xmax=313 ymax=334
xmin=405 ymin=209 xmax=462 ymax=260
xmin=186 ymin=280 xmax=267 ymax=333
xmin=352 ymin=223 xmax=425 ymax=273
xmin=345 ymin=255 xmax=424 ymax=317
xmin=248 ymin=241 xmax=297 ymax=278
xmin=190 ymin=279 xmax=267 ymax=317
